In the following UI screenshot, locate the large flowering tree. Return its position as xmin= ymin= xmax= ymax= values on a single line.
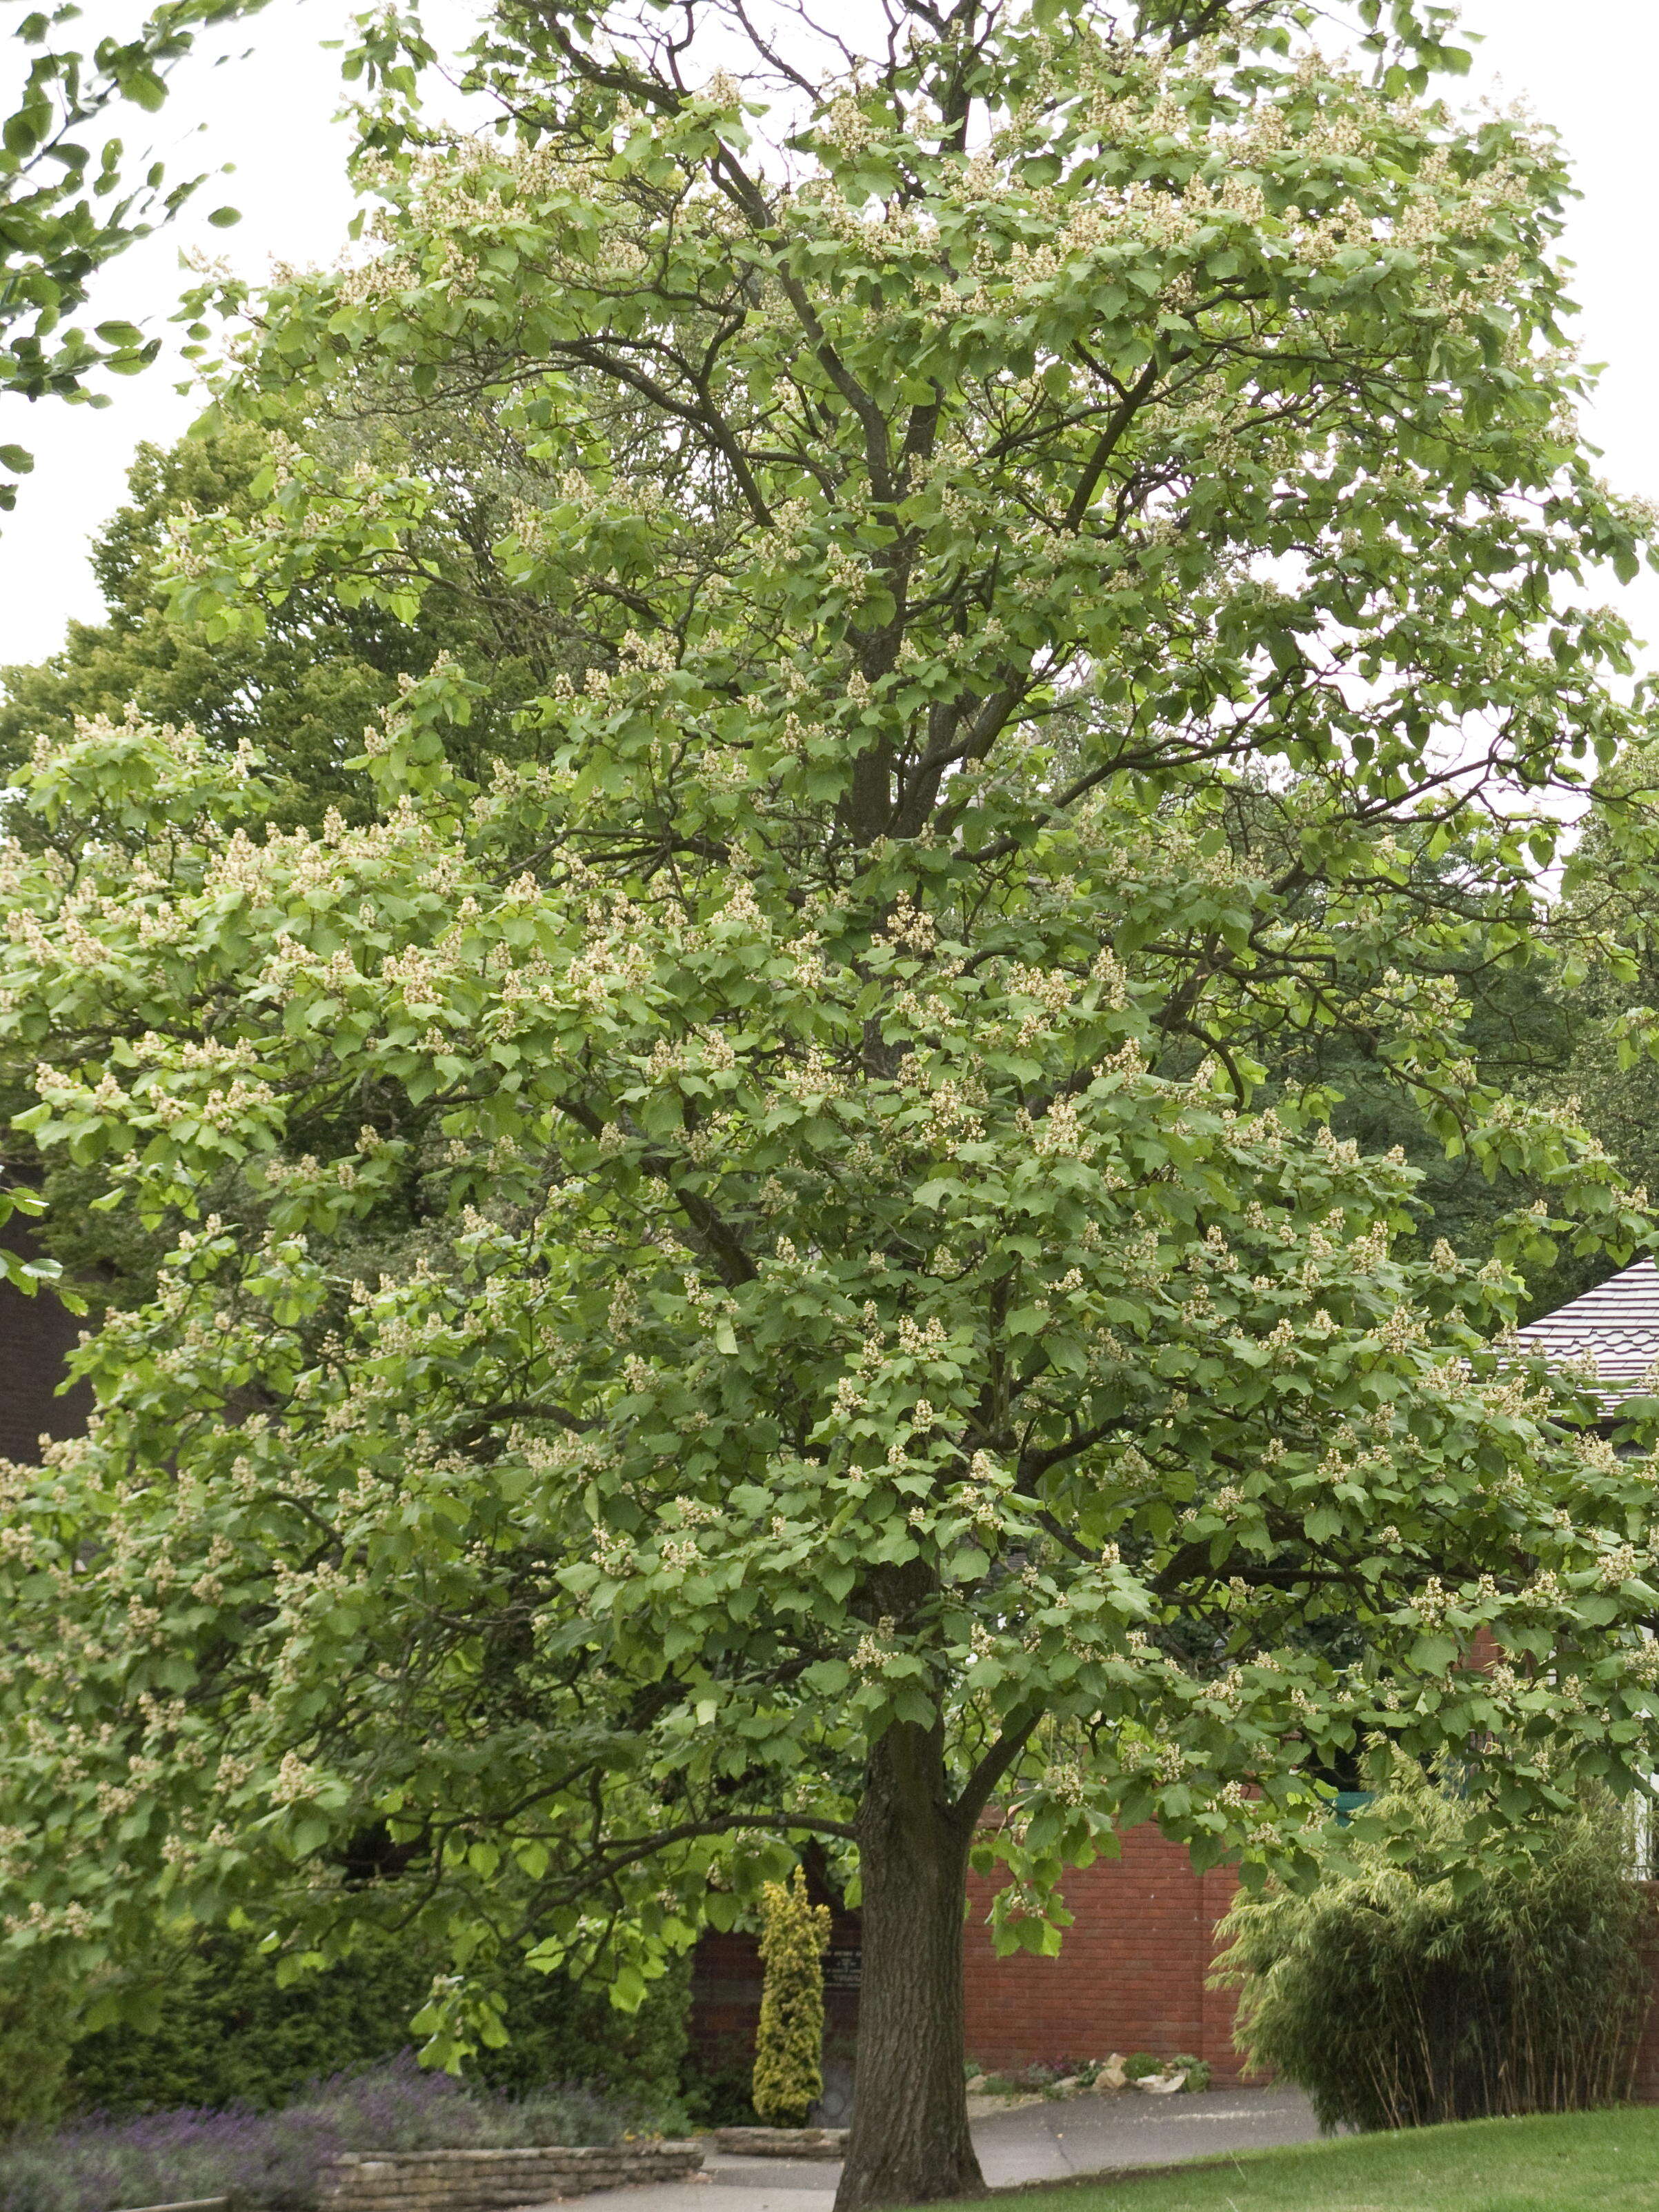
xmin=5 ymin=2 xmax=1659 ymax=2203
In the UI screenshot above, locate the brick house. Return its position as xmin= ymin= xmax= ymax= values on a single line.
xmin=1515 ymin=1256 xmax=1659 ymax=1397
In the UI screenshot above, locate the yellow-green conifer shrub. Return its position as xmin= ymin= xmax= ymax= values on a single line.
xmin=751 ymin=1868 xmax=831 ymax=2128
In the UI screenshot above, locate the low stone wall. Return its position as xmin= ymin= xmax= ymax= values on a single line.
xmin=711 ymin=2127 xmax=846 ymax=2159
xmin=319 ymin=2141 xmax=704 ymax=2212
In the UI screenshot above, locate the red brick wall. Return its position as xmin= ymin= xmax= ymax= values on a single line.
xmin=962 ymin=1827 xmax=1248 ymax=2081
xmin=689 ymin=1910 xmax=864 ymax=2073
xmin=689 ymin=1829 xmax=1251 ymax=2086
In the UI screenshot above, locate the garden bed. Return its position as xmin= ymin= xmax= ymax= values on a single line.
xmin=0 ymin=2056 xmax=691 ymax=2212
xmin=963 ymin=2055 xmax=1210 ymax=2113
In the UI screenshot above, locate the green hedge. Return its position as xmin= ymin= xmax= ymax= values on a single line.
xmin=65 ymin=1931 xmax=690 ymax=2118
xmin=0 ymin=1955 xmax=80 ymax=2135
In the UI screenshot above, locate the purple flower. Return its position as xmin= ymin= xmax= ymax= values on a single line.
xmin=0 ymin=2053 xmax=681 ymax=2212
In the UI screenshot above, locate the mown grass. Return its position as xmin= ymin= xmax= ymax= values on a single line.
xmin=960 ymin=2106 xmax=1659 ymax=2212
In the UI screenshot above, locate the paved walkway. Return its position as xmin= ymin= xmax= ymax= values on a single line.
xmin=973 ymin=2085 xmax=1319 ymax=2184
xmin=533 ymin=2086 xmax=1319 ymax=2212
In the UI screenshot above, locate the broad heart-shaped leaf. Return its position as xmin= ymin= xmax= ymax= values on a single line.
xmin=1408 ymin=1633 xmax=1459 ymax=1678
xmin=0 ymin=0 xmax=1658 ymax=2121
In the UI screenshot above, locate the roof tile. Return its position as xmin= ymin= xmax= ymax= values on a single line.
xmin=1517 ymin=1257 xmax=1659 ymax=1393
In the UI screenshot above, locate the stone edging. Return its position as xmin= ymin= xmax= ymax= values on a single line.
xmin=319 ymin=2140 xmax=705 ymax=2211
xmin=115 ymin=2200 xmax=231 ymax=2212
xmin=711 ymin=2127 xmax=848 ymax=2160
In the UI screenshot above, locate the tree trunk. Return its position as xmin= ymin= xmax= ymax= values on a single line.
xmin=834 ymin=1719 xmax=983 ymax=2212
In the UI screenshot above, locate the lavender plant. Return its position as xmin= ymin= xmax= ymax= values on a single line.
xmin=0 ymin=2054 xmax=679 ymax=2212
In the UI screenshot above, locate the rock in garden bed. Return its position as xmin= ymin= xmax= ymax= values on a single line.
xmin=962 ymin=2054 xmax=1212 ymax=2109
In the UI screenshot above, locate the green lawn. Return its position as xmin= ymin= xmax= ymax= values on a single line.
xmin=962 ymin=2108 xmax=1659 ymax=2212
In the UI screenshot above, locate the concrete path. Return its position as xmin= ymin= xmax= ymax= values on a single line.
xmin=530 ymin=2086 xmax=1320 ymax=2212
xmin=973 ymin=2084 xmax=1320 ymax=2185
xmin=973 ymin=2079 xmax=1327 ymax=2185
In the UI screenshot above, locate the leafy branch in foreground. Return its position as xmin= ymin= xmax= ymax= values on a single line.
xmin=0 ymin=0 xmax=265 ymax=508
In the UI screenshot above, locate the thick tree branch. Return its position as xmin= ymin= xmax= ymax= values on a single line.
xmin=952 ymin=1706 xmax=1042 ymax=1829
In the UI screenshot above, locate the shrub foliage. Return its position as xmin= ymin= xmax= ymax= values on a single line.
xmin=64 ymin=1929 xmax=690 ymax=2120
xmin=1216 ymin=1771 xmax=1653 ymax=2131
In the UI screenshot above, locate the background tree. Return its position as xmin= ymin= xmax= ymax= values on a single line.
xmin=1478 ymin=745 xmax=1659 ymax=1315
xmin=6 ymin=6 xmax=1659 ymax=2210
xmin=0 ymin=0 xmax=270 ymax=1308
xmin=64 ymin=1924 xmax=692 ymax=2118
xmin=0 ymin=424 xmax=415 ymax=835
xmin=0 ymin=395 xmax=556 ymax=841
xmin=0 ymin=394 xmax=574 ymax=1306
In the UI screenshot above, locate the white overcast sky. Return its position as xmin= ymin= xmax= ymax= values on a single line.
xmin=0 ymin=1 xmax=1652 ymax=669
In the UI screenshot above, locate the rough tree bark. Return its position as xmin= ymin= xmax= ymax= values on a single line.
xmin=833 ymin=1719 xmax=983 ymax=2212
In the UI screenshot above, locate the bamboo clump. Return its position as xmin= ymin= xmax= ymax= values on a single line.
xmin=1214 ymin=1768 xmax=1654 ymax=2132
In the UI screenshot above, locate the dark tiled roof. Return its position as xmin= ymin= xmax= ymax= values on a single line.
xmin=1516 ymin=1257 xmax=1659 ymax=1395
